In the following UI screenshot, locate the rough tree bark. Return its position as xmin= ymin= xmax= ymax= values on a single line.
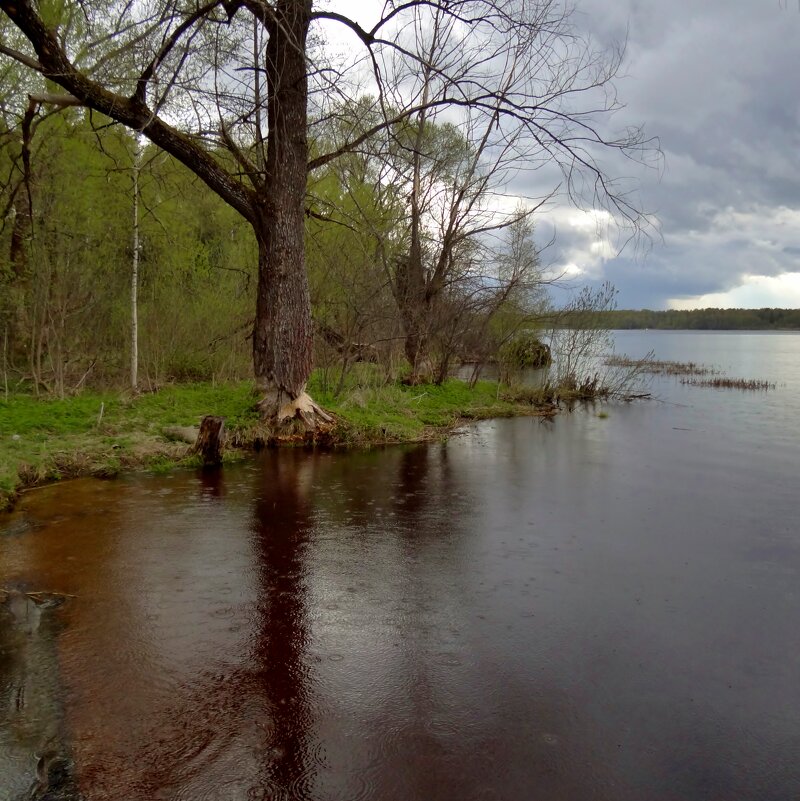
xmin=252 ymin=0 xmax=328 ymax=425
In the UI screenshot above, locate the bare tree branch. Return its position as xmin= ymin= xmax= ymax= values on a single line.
xmin=0 ymin=0 xmax=258 ymax=223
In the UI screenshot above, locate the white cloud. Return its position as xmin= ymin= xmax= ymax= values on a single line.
xmin=668 ymin=273 xmax=800 ymax=310
xmin=317 ymin=0 xmax=800 ymax=309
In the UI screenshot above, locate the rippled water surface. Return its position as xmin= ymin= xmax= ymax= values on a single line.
xmin=2 ymin=331 xmax=800 ymax=800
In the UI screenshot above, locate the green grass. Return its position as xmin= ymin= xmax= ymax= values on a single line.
xmin=0 ymin=375 xmax=552 ymax=511
xmin=316 ymin=378 xmax=523 ymax=443
xmin=0 ymin=382 xmax=261 ymax=507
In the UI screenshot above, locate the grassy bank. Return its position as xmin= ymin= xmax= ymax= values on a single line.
xmin=0 ymin=375 xmax=552 ymax=513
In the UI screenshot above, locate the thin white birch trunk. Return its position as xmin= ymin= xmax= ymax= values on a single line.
xmin=131 ymin=136 xmax=141 ymax=391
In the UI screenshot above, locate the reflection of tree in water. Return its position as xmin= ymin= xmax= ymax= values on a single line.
xmin=393 ymin=446 xmax=430 ymax=520
xmin=250 ymin=449 xmax=317 ymax=799
xmin=197 ymin=466 xmax=226 ymax=501
xmin=390 ymin=447 xmax=447 ymax=798
xmin=114 ymin=452 xmax=318 ymax=800
xmin=393 ymin=443 xmax=462 ymax=542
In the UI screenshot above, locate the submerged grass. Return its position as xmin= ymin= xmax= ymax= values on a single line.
xmin=605 ymin=355 xmax=718 ymax=376
xmin=680 ymin=377 xmax=776 ymax=390
xmin=0 ymin=376 xmax=555 ymax=511
xmin=604 ymin=354 xmax=775 ymax=392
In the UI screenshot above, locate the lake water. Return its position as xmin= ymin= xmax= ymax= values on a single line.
xmin=2 ymin=331 xmax=799 ymax=800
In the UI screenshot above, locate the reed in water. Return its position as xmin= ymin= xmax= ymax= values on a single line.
xmin=680 ymin=377 xmax=775 ymax=390
xmin=605 ymin=356 xmax=719 ymax=376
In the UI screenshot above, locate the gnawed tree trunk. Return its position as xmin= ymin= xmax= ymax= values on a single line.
xmin=252 ymin=0 xmax=329 ymax=428
xmin=254 ymin=230 xmax=332 ymax=427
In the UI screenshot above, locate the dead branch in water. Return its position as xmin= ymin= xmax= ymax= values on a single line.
xmin=0 ymin=588 xmax=76 ymax=603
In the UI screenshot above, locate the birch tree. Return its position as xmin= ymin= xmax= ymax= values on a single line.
xmin=131 ymin=135 xmax=142 ymax=391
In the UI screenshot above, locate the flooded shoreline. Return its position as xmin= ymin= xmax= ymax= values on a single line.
xmin=3 ymin=331 xmax=800 ymax=800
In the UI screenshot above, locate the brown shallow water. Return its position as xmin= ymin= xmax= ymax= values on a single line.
xmin=2 ymin=331 xmax=800 ymax=800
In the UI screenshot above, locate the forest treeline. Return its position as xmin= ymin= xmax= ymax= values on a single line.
xmin=0 ymin=111 xmax=554 ymax=396
xmin=593 ymin=308 xmax=800 ymax=330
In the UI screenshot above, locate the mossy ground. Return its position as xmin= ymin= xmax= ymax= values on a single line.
xmin=0 ymin=373 xmax=553 ymax=512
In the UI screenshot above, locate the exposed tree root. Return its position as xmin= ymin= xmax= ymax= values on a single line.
xmin=279 ymin=392 xmax=333 ymax=427
xmin=256 ymin=390 xmax=334 ymax=436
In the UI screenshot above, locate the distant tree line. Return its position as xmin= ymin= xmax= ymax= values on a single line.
xmin=593 ymin=308 xmax=800 ymax=331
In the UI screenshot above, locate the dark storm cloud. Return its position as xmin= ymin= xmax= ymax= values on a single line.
xmin=528 ymin=0 xmax=800 ymax=308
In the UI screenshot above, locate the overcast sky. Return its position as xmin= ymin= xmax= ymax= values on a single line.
xmin=323 ymin=0 xmax=800 ymax=310
xmin=547 ymin=0 xmax=800 ymax=309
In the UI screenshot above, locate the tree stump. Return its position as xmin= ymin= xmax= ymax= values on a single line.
xmin=195 ymin=416 xmax=225 ymax=467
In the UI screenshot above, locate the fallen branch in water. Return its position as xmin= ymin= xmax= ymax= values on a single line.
xmin=0 ymin=588 xmax=76 ymax=604
xmin=25 ymin=590 xmax=77 ymax=599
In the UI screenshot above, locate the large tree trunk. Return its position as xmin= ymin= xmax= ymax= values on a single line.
xmin=396 ymin=256 xmax=429 ymax=380
xmin=254 ymin=227 xmax=329 ymax=425
xmin=395 ymin=76 xmax=434 ymax=384
xmin=252 ymin=0 xmax=329 ymax=428
xmin=395 ymin=145 xmax=431 ymax=381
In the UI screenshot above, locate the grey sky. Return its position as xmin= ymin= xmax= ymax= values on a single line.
xmin=323 ymin=1 xmax=799 ymax=309
xmin=547 ymin=0 xmax=800 ymax=308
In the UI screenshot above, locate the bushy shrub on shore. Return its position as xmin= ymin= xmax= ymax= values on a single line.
xmin=497 ymin=333 xmax=551 ymax=384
